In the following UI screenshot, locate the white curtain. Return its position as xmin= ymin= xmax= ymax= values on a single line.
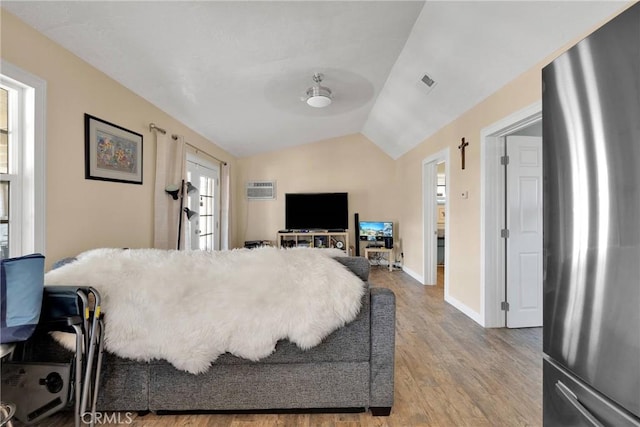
xmin=220 ymin=163 xmax=231 ymax=250
xmin=153 ymin=133 xmax=186 ymax=250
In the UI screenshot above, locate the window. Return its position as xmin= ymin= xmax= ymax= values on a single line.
xmin=1 ymin=61 xmax=46 ymax=259
xmin=1 ymin=88 xmax=9 ymax=257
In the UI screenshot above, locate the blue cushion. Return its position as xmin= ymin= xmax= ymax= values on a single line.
xmin=1 ymin=253 xmax=45 ymax=344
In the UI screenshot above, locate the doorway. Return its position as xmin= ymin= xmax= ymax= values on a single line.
xmin=186 ymin=153 xmax=221 ymax=251
xmin=481 ymin=101 xmax=542 ymax=328
xmin=436 ymin=162 xmax=446 ymax=288
xmin=422 ymin=148 xmax=449 ymax=295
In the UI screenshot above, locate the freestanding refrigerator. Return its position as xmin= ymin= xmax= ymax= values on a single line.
xmin=542 ymin=3 xmax=640 ymax=426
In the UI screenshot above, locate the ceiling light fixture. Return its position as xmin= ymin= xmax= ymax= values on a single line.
xmin=304 ymin=73 xmax=332 ymax=108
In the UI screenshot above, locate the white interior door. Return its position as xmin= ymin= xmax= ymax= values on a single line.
xmin=506 ymin=135 xmax=543 ymax=327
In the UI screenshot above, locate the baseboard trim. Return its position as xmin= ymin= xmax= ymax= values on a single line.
xmin=444 ymin=293 xmax=484 ymax=326
xmin=401 ymin=266 xmax=424 ymax=284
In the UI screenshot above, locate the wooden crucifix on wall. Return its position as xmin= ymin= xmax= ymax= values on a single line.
xmin=458 ymin=137 xmax=469 ymax=170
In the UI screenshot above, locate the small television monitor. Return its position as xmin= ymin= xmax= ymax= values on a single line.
xmin=359 ymin=221 xmax=393 ymax=241
xmin=285 ymin=193 xmax=348 ymax=231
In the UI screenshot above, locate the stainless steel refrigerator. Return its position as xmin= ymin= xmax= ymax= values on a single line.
xmin=542 ymin=3 xmax=640 ymax=426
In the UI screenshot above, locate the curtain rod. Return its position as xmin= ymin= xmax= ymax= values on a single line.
xmin=149 ymin=123 xmax=166 ymax=134
xmin=150 ymin=122 xmax=227 ymax=165
xmin=172 ymin=134 xmax=228 ymax=166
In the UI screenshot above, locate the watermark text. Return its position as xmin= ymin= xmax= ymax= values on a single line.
xmin=81 ymin=412 xmax=134 ymax=425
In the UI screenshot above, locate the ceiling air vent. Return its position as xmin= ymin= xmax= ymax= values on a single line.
xmin=421 ymin=73 xmax=435 ymax=88
xmin=421 ymin=73 xmax=437 ymax=95
xmin=246 ymin=181 xmax=276 ymax=200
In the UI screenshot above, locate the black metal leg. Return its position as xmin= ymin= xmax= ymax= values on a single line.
xmin=370 ymin=407 xmax=392 ymax=416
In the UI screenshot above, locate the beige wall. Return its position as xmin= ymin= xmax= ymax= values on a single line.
xmin=1 ymin=10 xmax=237 ymax=268
xmin=236 ymin=133 xmax=399 ymax=254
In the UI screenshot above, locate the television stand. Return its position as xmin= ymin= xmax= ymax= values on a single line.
xmin=277 ymin=230 xmax=349 ymax=253
xmin=364 ymin=246 xmax=394 ymax=272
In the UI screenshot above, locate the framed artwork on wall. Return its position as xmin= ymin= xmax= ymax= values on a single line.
xmin=84 ymin=113 xmax=143 ymax=185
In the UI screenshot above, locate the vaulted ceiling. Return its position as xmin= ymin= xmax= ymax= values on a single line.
xmin=1 ymin=1 xmax=627 ymax=158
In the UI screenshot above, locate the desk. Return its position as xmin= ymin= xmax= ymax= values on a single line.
xmin=364 ymin=247 xmax=394 ymax=272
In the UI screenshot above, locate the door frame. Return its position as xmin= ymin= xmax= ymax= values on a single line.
xmin=422 ymin=147 xmax=450 ymax=293
xmin=480 ymin=101 xmax=541 ymax=327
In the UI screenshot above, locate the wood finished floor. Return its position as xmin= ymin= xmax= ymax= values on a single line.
xmin=28 ymin=266 xmax=542 ymax=427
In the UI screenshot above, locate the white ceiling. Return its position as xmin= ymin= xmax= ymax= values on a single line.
xmin=2 ymin=1 xmax=627 ymax=159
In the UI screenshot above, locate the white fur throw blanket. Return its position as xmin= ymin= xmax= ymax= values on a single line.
xmin=44 ymin=247 xmax=365 ymax=374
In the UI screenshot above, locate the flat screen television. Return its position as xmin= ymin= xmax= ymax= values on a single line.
xmin=359 ymin=221 xmax=393 ymax=241
xmin=285 ymin=193 xmax=348 ymax=231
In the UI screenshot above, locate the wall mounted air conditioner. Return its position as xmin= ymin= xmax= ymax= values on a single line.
xmin=246 ymin=181 xmax=276 ymax=200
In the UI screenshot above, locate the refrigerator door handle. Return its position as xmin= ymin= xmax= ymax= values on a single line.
xmin=556 ymin=381 xmax=605 ymax=427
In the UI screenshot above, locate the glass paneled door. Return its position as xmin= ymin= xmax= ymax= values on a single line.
xmin=186 ymin=154 xmax=220 ymax=251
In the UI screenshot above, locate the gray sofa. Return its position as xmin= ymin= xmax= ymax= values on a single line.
xmin=30 ymin=256 xmax=396 ymax=416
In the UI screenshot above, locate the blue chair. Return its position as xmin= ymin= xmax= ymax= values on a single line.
xmin=0 ymin=253 xmax=45 ymax=427
xmin=1 ymin=255 xmax=105 ymax=427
